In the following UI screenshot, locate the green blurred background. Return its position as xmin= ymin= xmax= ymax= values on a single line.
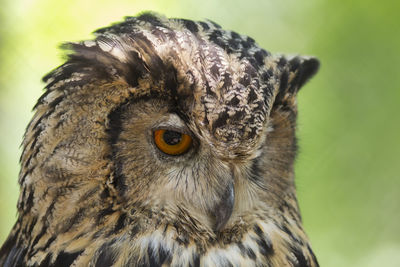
xmin=1 ymin=0 xmax=399 ymax=266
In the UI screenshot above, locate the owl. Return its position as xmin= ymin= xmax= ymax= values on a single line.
xmin=0 ymin=12 xmax=319 ymax=267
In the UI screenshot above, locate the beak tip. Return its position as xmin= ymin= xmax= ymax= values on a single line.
xmin=212 ymin=181 xmax=235 ymax=232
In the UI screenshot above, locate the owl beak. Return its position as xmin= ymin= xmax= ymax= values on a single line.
xmin=212 ymin=180 xmax=235 ymax=232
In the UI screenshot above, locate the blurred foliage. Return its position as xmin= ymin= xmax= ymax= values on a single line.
xmin=0 ymin=0 xmax=399 ymax=266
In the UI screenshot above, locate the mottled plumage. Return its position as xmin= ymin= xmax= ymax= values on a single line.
xmin=0 ymin=12 xmax=319 ymax=266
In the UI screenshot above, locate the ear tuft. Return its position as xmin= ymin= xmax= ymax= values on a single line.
xmin=274 ymin=56 xmax=320 ymax=107
xmin=290 ymin=56 xmax=320 ymax=90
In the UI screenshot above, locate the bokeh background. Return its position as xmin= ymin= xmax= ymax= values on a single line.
xmin=1 ymin=0 xmax=399 ymax=266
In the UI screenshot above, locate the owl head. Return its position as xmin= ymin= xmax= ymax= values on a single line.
xmin=3 ymin=12 xmax=319 ymax=266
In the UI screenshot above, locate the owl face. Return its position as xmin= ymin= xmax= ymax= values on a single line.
xmin=110 ymin=98 xmax=236 ymax=231
xmin=0 ymin=12 xmax=319 ymax=267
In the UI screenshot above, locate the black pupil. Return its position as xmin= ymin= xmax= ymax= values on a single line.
xmin=163 ymin=130 xmax=182 ymax=145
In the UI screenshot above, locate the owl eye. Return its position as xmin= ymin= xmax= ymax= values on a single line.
xmin=153 ymin=129 xmax=193 ymax=156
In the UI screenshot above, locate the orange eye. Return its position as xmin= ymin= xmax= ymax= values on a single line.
xmin=154 ymin=129 xmax=193 ymax=156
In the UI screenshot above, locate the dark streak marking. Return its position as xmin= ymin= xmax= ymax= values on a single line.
xmin=0 ymin=234 xmax=25 ymax=267
xmin=148 ymin=245 xmax=172 ymax=267
xmin=307 ymin=244 xmax=319 ymax=267
xmin=253 ymin=225 xmax=274 ymax=257
xmin=212 ymin=111 xmax=229 ymax=132
xmin=181 ymin=19 xmax=199 ymax=33
xmin=114 ymin=212 xmax=127 ymax=232
xmin=95 ymin=241 xmax=117 ymax=267
xmin=290 ymin=246 xmax=309 ymax=267
xmin=38 ymin=253 xmax=51 ymax=267
xmin=53 ymin=251 xmax=82 ymax=266
xmin=191 ymin=253 xmax=200 ymax=267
